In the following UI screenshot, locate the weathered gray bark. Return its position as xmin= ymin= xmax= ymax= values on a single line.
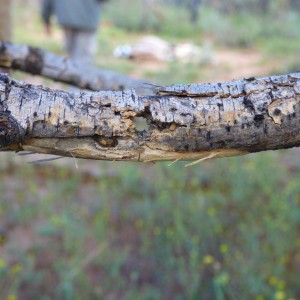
xmin=0 ymin=42 xmax=150 ymax=94
xmin=0 ymin=72 xmax=300 ymax=163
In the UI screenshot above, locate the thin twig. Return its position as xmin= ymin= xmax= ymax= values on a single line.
xmin=185 ymin=152 xmax=219 ymax=167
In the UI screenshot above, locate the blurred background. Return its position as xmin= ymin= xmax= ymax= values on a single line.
xmin=1 ymin=0 xmax=300 ymax=299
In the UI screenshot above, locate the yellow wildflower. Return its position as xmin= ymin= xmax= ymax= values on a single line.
xmin=219 ymin=244 xmax=228 ymax=254
xmin=269 ymin=276 xmax=278 ymax=286
xmin=275 ymin=291 xmax=285 ymax=300
xmin=0 ymin=235 xmax=6 ymax=244
xmin=207 ymin=207 xmax=217 ymax=216
xmin=50 ymin=215 xmax=63 ymax=227
xmin=135 ymin=219 xmax=143 ymax=229
xmin=203 ymin=255 xmax=214 ymax=265
xmin=277 ymin=280 xmax=286 ymax=290
xmin=10 ymin=263 xmax=23 ymax=275
xmin=0 ymin=258 xmax=6 ymax=269
xmin=166 ymin=228 xmax=174 ymax=238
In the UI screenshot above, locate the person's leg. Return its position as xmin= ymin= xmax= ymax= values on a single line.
xmin=63 ymin=29 xmax=97 ymax=91
xmin=62 ymin=28 xmax=82 ymax=92
xmin=63 ymin=27 xmax=76 ymax=58
xmin=0 ymin=0 xmax=12 ymax=42
xmin=0 ymin=0 xmax=12 ymax=73
xmin=71 ymin=29 xmax=97 ymax=65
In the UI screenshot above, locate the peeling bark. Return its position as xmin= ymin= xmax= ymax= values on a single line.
xmin=0 ymin=41 xmax=150 ymax=94
xmin=0 ymin=72 xmax=300 ymax=163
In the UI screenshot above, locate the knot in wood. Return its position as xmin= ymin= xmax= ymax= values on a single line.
xmin=0 ymin=111 xmax=23 ymax=147
xmin=94 ymin=136 xmax=118 ymax=148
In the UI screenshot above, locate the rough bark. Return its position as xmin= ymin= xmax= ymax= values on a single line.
xmin=0 ymin=42 xmax=150 ymax=94
xmin=0 ymin=72 xmax=300 ymax=163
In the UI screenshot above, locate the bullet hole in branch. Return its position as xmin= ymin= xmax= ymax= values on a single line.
xmin=133 ymin=117 xmax=148 ymax=132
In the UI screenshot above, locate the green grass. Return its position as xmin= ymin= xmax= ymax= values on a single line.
xmin=1 ymin=151 xmax=300 ymax=299
xmin=3 ymin=1 xmax=300 ymax=299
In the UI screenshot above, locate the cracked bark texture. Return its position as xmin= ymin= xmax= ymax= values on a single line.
xmin=0 ymin=41 xmax=150 ymax=94
xmin=0 ymin=72 xmax=300 ymax=162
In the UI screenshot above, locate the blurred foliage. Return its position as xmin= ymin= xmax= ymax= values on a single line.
xmin=2 ymin=0 xmax=300 ymax=299
xmin=104 ymin=0 xmax=300 ymax=52
xmin=1 ymin=152 xmax=300 ymax=300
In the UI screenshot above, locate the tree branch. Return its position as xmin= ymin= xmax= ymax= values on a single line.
xmin=0 ymin=41 xmax=150 ymax=94
xmin=0 ymin=72 xmax=300 ymax=162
